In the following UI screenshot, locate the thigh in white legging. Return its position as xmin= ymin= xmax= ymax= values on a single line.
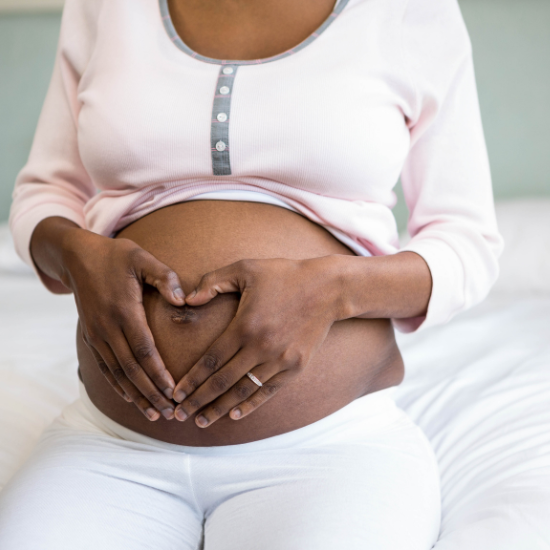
xmin=0 ymin=397 xmax=441 ymax=550
xmin=0 ymin=412 xmax=203 ymax=550
xmin=200 ymin=416 xmax=441 ymax=550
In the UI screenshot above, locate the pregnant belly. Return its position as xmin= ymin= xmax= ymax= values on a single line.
xmin=78 ymin=200 xmax=404 ymax=446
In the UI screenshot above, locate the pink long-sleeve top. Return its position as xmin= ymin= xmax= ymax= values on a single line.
xmin=9 ymin=0 xmax=504 ymax=333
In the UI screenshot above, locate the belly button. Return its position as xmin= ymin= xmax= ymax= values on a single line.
xmin=170 ymin=306 xmax=198 ymax=324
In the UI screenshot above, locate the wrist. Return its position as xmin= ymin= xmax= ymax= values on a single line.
xmin=330 ymin=254 xmax=373 ymax=320
xmin=58 ymin=226 xmax=92 ymax=288
xmin=327 ymin=252 xmax=433 ymax=321
xmin=30 ymin=217 xmax=81 ymax=284
xmin=311 ymin=254 xmax=359 ymax=322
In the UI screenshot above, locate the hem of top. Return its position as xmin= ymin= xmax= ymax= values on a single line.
xmin=78 ymin=379 xmax=397 ymax=456
xmin=113 ymin=186 xmax=375 ymax=257
xmin=158 ymin=0 xmax=351 ymax=66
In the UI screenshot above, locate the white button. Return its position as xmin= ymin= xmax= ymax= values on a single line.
xmin=222 ymin=67 xmax=234 ymax=75
xmin=215 ymin=141 xmax=227 ymax=152
xmin=219 ymin=86 xmax=230 ymax=95
xmin=217 ymin=112 xmax=228 ymax=122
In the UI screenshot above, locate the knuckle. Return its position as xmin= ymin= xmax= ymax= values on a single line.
xmin=88 ymin=339 xmax=102 ymax=351
xmin=257 ymin=328 xmax=278 ymax=351
xmin=162 ymin=269 xmax=179 ymax=285
xmin=199 ymin=271 xmax=215 ymax=287
xmin=263 ymin=381 xmax=280 ymax=396
xmin=133 ymin=342 xmax=155 ymax=362
xmin=187 ymin=398 xmax=202 ymax=411
xmin=151 ymin=268 xmax=176 ymax=289
xmin=239 ymin=317 xmax=262 ymax=341
xmin=127 ymin=246 xmax=145 ymax=264
xmin=209 ymin=372 xmax=230 ymax=393
xmin=81 ymin=328 xmax=93 ymax=341
xmin=85 ymin=331 xmax=101 ymax=347
xmin=185 ymin=377 xmax=201 ymax=392
xmin=234 ymin=382 xmax=253 ymax=400
xmin=122 ymin=361 xmax=140 ymax=380
xmin=202 ymin=352 xmax=222 ymax=374
xmin=147 ymin=392 xmax=162 ymax=406
xmin=282 ymin=348 xmax=307 ymax=370
xmin=96 ymin=359 xmax=109 ymax=374
xmin=107 ymin=308 xmax=126 ymax=325
xmin=112 ymin=367 xmax=126 ymax=382
xmin=237 ymin=258 xmax=257 ymax=273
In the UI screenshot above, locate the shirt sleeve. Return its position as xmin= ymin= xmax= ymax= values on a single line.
xmin=8 ymin=0 xmax=100 ymax=293
xmin=393 ymin=0 xmax=504 ymax=333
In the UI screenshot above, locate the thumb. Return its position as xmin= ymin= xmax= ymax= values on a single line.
xmin=135 ymin=250 xmax=186 ymax=306
xmin=185 ymin=263 xmax=244 ymax=306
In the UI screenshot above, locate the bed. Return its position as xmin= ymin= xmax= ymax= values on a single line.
xmin=1 ymin=198 xmax=549 ymax=549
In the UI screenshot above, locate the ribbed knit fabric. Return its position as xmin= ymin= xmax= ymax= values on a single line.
xmin=9 ymin=0 xmax=503 ymax=332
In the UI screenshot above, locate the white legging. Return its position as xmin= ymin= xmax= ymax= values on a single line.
xmin=0 ymin=382 xmax=441 ymax=550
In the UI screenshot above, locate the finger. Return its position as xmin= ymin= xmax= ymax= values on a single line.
xmin=174 ymin=349 xmax=258 ymax=422
xmin=173 ymin=324 xmax=241 ymax=405
xmin=109 ymin=328 xmax=175 ymax=420
xmin=121 ymin=310 xmax=176 ymax=399
xmin=185 ymin=261 xmax=247 ymax=306
xmin=88 ymin=344 xmax=131 ymax=403
xmin=192 ymin=363 xmax=278 ymax=428
xmin=229 ymin=370 xmax=289 ymax=420
xmin=92 ymin=341 xmax=162 ymax=422
xmin=133 ymin=248 xmax=186 ymax=307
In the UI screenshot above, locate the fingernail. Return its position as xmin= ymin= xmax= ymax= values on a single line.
xmin=196 ymin=415 xmax=208 ymax=427
xmin=124 ymin=394 xmax=132 ymax=403
xmin=147 ymin=408 xmax=160 ymax=421
xmin=175 ymin=408 xmax=188 ymax=421
xmin=232 ymin=409 xmax=242 ymax=419
xmin=174 ymin=287 xmax=185 ymax=301
xmin=164 ymin=387 xmax=174 ymax=400
xmin=174 ymin=390 xmax=186 ymax=403
xmin=162 ymin=408 xmax=175 ymax=420
xmin=188 ymin=290 xmax=197 ymax=300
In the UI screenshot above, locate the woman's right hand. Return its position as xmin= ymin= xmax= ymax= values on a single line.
xmin=30 ymin=217 xmax=185 ymax=421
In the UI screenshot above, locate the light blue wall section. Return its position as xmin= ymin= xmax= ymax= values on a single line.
xmin=393 ymin=0 xmax=550 ymax=229
xmin=0 ymin=12 xmax=61 ymax=222
xmin=461 ymin=0 xmax=550 ymax=198
xmin=1 ymin=1 xmax=550 ymax=229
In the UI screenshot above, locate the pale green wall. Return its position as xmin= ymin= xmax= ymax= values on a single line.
xmin=394 ymin=0 xmax=550 ymax=229
xmin=1 ymin=1 xmax=550 ymax=228
xmin=0 ymin=12 xmax=61 ymax=222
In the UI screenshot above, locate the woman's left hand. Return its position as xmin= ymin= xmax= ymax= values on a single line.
xmin=172 ymin=256 xmax=349 ymax=427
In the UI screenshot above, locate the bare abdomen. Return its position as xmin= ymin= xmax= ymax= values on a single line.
xmin=78 ymin=200 xmax=403 ymax=446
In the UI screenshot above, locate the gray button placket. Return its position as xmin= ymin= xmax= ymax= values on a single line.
xmin=211 ymin=65 xmax=239 ymax=176
xmin=160 ymin=0 xmax=351 ymax=175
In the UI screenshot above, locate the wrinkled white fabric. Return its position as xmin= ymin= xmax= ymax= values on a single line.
xmin=0 ymin=384 xmax=440 ymax=550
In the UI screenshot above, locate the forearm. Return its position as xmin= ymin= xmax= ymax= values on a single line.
xmin=29 ymin=216 xmax=85 ymax=292
xmin=333 ymin=252 xmax=433 ymax=321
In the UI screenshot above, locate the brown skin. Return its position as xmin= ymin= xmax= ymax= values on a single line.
xmin=31 ymin=216 xmax=183 ymax=420
xmin=77 ymin=201 xmax=407 ymax=445
xmin=167 ymin=0 xmax=339 ymax=61
xmin=28 ymin=0 xmax=433 ymax=438
xmin=33 ymin=200 xmax=430 ymax=445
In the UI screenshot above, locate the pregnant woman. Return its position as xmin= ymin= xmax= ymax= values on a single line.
xmin=1 ymin=0 xmax=503 ymax=548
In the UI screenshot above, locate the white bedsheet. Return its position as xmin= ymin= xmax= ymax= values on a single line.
xmin=1 ymin=199 xmax=549 ymax=548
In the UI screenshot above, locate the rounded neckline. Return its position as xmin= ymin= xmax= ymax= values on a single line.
xmin=159 ymin=0 xmax=351 ymax=66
